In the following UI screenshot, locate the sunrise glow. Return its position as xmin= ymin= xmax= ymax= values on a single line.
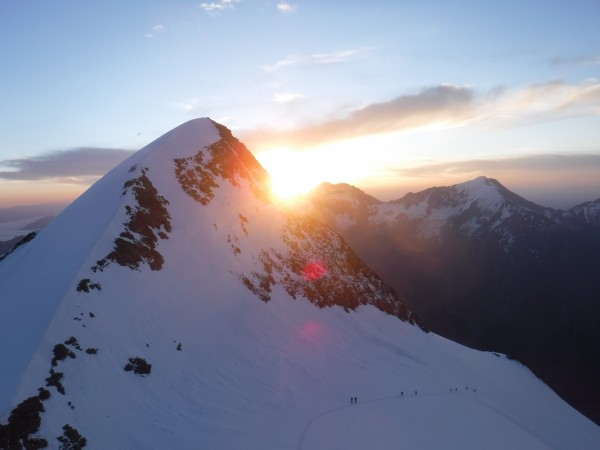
xmin=258 ymin=147 xmax=327 ymax=200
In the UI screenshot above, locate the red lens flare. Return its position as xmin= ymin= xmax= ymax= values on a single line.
xmin=298 ymin=320 xmax=324 ymax=344
xmin=302 ymin=261 xmax=328 ymax=281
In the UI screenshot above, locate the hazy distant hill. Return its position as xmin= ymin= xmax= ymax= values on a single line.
xmin=0 ymin=204 xmax=66 ymax=258
xmin=0 ymin=203 xmax=66 ymax=223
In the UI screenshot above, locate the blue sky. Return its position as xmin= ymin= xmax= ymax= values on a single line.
xmin=1 ymin=0 xmax=599 ymax=207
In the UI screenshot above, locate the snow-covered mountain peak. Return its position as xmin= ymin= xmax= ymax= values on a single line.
xmin=1 ymin=121 xmax=599 ymax=449
xmin=0 ymin=119 xmax=423 ymax=449
xmin=138 ymin=117 xmax=220 ymax=159
xmin=568 ymin=198 xmax=600 ymax=225
xmin=369 ymin=177 xmax=522 ymax=239
xmin=436 ymin=176 xmax=503 ymax=213
xmin=459 ymin=175 xmax=496 ymax=189
xmin=392 ymin=176 xmax=541 ymax=215
xmin=456 ymin=175 xmax=501 ymax=199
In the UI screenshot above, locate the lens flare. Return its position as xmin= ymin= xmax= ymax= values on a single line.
xmin=302 ymin=261 xmax=328 ymax=281
xmin=298 ymin=320 xmax=324 ymax=344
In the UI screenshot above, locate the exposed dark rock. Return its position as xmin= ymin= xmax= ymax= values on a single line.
xmin=45 ymin=370 xmax=65 ymax=395
xmin=37 ymin=389 xmax=50 ymax=402
xmin=0 ymin=396 xmax=48 ymax=449
xmin=124 ymin=357 xmax=152 ymax=376
xmin=64 ymin=337 xmax=82 ymax=351
xmin=0 ymin=335 xmax=96 ymax=448
xmin=227 ymin=234 xmax=241 ymax=255
xmin=76 ymin=279 xmax=101 ymax=293
xmin=239 ymin=213 xmax=249 ymax=236
xmin=240 ymin=213 xmax=422 ymax=328
xmin=51 ymin=344 xmax=75 ymax=367
xmin=174 ymin=121 xmax=270 ymax=206
xmin=57 ymin=424 xmax=86 ymax=450
xmin=93 ymin=168 xmax=171 ymax=272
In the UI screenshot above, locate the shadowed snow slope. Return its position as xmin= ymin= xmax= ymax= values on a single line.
xmin=0 ymin=119 xmax=598 ymax=449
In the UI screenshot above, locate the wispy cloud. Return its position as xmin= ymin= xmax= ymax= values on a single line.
xmin=244 ymin=79 xmax=600 ymax=149
xmin=263 ymin=47 xmax=373 ymax=73
xmin=396 ymin=153 xmax=600 ymax=178
xmin=200 ymin=0 xmax=240 ymax=13
xmin=245 ymin=84 xmax=474 ymax=147
xmin=484 ymin=79 xmax=600 ymax=122
xmin=548 ymin=55 xmax=600 ymax=67
xmin=145 ymin=24 xmax=165 ymax=39
xmin=277 ymin=2 xmax=297 ymax=14
xmin=171 ymin=98 xmax=203 ymax=113
xmin=0 ymin=148 xmax=134 ymax=183
xmin=273 ymin=92 xmax=304 ymax=103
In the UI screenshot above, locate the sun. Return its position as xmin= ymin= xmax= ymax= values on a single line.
xmin=257 ymin=147 xmax=326 ymax=201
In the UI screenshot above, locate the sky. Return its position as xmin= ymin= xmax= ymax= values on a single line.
xmin=0 ymin=0 xmax=599 ymax=208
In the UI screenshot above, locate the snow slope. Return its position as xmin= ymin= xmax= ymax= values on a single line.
xmin=1 ymin=119 xmax=598 ymax=449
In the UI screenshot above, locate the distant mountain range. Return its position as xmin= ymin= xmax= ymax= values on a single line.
xmin=305 ymin=176 xmax=600 ymax=425
xmin=2 ymin=120 xmax=598 ymax=448
xmin=0 ymin=204 xmax=66 ymax=258
xmin=0 ymin=203 xmax=66 ymax=224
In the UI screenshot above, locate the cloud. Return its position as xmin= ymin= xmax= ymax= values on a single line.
xmin=0 ymin=148 xmax=135 ymax=183
xmin=200 ymin=0 xmax=240 ymax=13
xmin=171 ymin=98 xmax=203 ymax=113
xmin=273 ymin=92 xmax=304 ymax=103
xmin=244 ymin=79 xmax=600 ymax=149
xmin=245 ymin=84 xmax=474 ymax=147
xmin=548 ymin=55 xmax=600 ymax=67
xmin=277 ymin=2 xmax=297 ymax=13
xmin=484 ymin=79 xmax=600 ymax=122
xmin=263 ymin=47 xmax=373 ymax=72
xmin=145 ymin=24 xmax=165 ymax=39
xmin=395 ymin=153 xmax=600 ymax=178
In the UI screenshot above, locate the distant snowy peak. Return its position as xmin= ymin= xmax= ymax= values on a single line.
xmin=390 ymin=176 xmax=545 ymax=219
xmin=568 ymin=198 xmax=600 ymax=226
xmin=379 ymin=176 xmax=559 ymax=239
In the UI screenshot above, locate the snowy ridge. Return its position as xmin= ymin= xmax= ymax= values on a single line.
xmin=1 ymin=120 xmax=599 ymax=449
